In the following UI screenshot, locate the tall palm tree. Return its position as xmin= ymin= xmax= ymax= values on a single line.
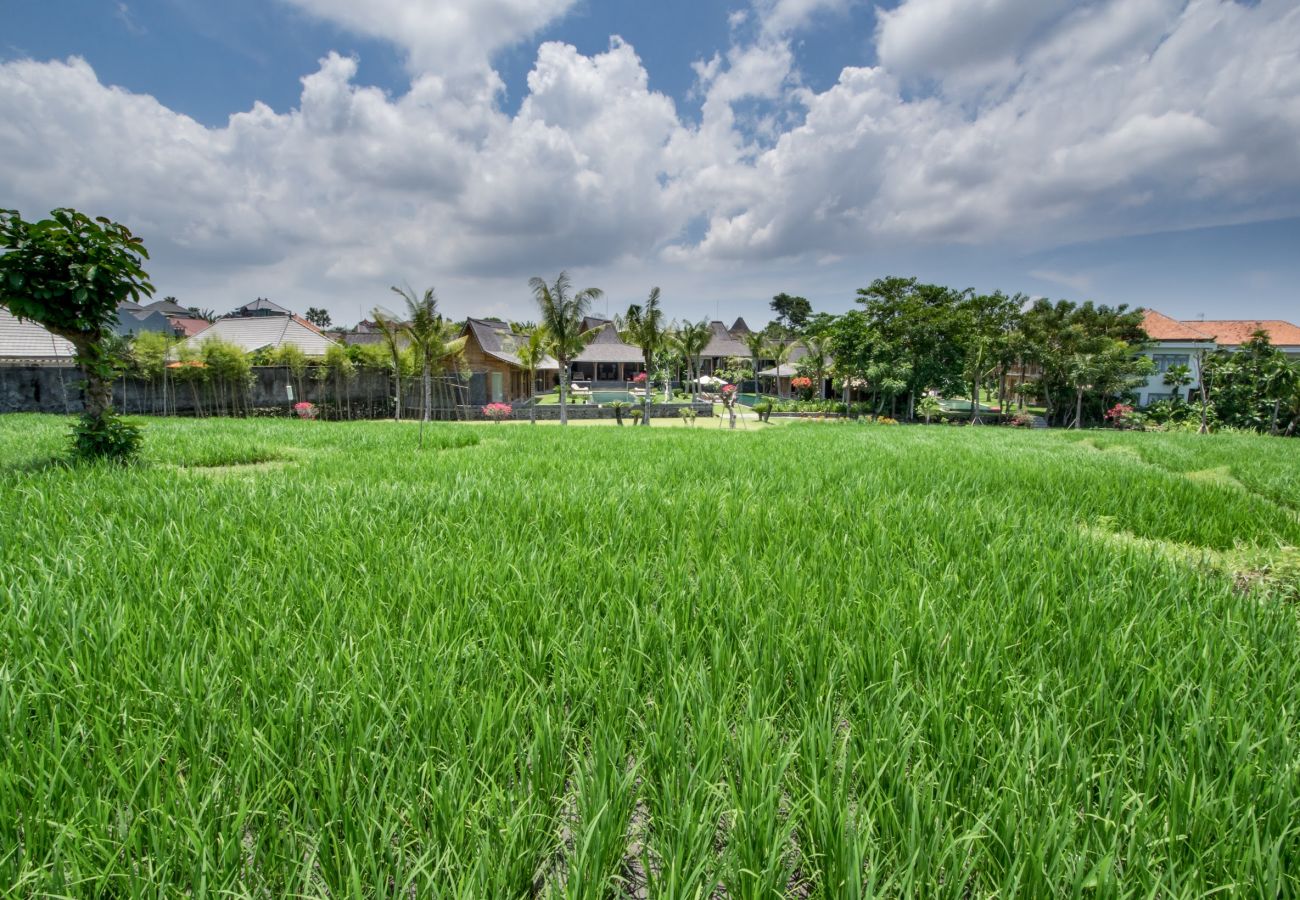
xmin=765 ymin=340 xmax=793 ymax=397
xmin=391 ymin=285 xmax=467 ymax=447
xmin=801 ymin=336 xmax=829 ymax=399
xmin=675 ymin=319 xmax=712 ymax=402
xmin=512 ymin=326 xmax=551 ymax=425
xmin=372 ymin=307 xmax=406 ymax=422
xmin=744 ymin=332 xmax=767 ymax=398
xmin=530 ymin=271 xmax=603 ymax=426
xmin=625 ymin=287 xmax=666 ymax=426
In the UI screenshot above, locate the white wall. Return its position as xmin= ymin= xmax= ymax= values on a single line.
xmin=1135 ymin=341 xmax=1211 ymax=406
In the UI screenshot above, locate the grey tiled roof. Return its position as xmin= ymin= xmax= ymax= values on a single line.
xmin=465 ymin=318 xmax=559 ymax=369
xmin=701 ymin=321 xmax=750 ymax=359
xmin=183 ymin=315 xmax=336 ymax=355
xmin=575 ymin=323 xmax=645 ymax=364
xmin=0 ymin=307 xmax=76 ymax=360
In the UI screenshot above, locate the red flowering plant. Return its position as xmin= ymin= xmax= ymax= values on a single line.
xmin=1104 ymin=403 xmax=1134 ymax=429
xmin=790 ymin=375 xmax=814 ymax=400
xmin=482 ymin=402 xmax=513 ymax=423
xmin=632 ymin=372 xmax=648 ymax=384
xmin=293 ymin=402 xmax=317 ymax=420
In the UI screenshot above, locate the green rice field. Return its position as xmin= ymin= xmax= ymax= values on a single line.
xmin=2 ymin=414 xmax=1299 ymax=897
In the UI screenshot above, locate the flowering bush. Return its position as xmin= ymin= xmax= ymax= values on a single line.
xmin=1104 ymin=403 xmax=1134 ymax=428
xmin=482 ymin=402 xmax=513 ymax=423
xmin=790 ymin=375 xmax=814 ymax=400
xmin=1010 ymin=412 xmax=1036 ymax=428
xmin=632 ymin=372 xmax=648 ymax=384
xmin=293 ymin=402 xmax=317 ymax=420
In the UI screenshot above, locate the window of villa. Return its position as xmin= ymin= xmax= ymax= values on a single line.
xmin=1150 ymin=353 xmax=1190 ymax=374
xmin=490 ymin=372 xmax=503 ymax=402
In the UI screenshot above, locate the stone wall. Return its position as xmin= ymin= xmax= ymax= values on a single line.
xmin=476 ymin=401 xmax=714 ymax=421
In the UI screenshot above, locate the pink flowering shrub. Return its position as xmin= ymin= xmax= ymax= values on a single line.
xmin=632 ymin=372 xmax=648 ymax=384
xmin=293 ymin=402 xmax=317 ymax=420
xmin=1104 ymin=403 xmax=1134 ymax=428
xmin=482 ymin=402 xmax=513 ymax=423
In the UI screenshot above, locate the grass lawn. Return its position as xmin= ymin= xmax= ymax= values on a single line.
xmin=2 ymin=415 xmax=1299 ymax=896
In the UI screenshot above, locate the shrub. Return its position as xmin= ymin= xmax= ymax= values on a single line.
xmin=678 ymin=408 xmax=697 ymax=426
xmin=70 ymin=411 xmax=142 ymax=464
xmin=482 ymin=402 xmax=513 ymax=423
xmin=1104 ymin=403 xmax=1135 ymax=429
xmin=632 ymin=372 xmax=648 ymax=384
xmin=754 ymin=400 xmax=773 ymax=423
xmin=1010 ymin=412 xmax=1036 ymax=428
xmin=610 ymin=401 xmax=629 ymax=425
xmin=294 ymin=402 xmax=318 ymax=420
xmin=630 ymin=408 xmax=644 ymax=422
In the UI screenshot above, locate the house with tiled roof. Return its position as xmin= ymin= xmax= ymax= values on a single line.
xmin=461 ymin=318 xmax=559 ymax=403
xmin=181 ymin=314 xmax=337 ymax=356
xmin=1135 ymin=310 xmax=1300 ymax=406
xmin=700 ymin=320 xmax=753 ymax=375
xmin=572 ymin=321 xmax=645 ymax=383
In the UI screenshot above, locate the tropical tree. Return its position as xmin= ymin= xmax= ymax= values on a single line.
xmin=796 ymin=335 xmax=829 ymax=400
xmin=625 ymin=287 xmax=667 ymax=426
xmin=305 ymin=306 xmax=332 ymax=329
xmin=371 ymin=308 xmax=406 ymax=421
xmin=770 ymin=292 xmax=812 ymax=332
xmin=0 ymin=208 xmax=154 ymax=460
xmin=391 ymin=285 xmax=467 ymax=447
xmin=764 ymin=340 xmax=793 ymax=398
xmin=744 ymin=332 xmax=768 ymax=398
xmin=530 ymin=271 xmax=604 ymax=426
xmin=675 ymin=319 xmax=713 ymax=402
xmin=1163 ymin=363 xmax=1193 ymax=402
xmin=513 ymin=326 xmax=551 ymax=425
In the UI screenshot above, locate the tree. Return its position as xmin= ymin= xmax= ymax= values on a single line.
xmin=625 ymin=287 xmax=666 ymax=426
xmin=744 ymin=331 xmax=768 ymax=397
xmin=675 ymin=319 xmax=713 ymax=402
xmin=960 ymin=291 xmax=1021 ymax=423
xmin=371 ymin=308 xmax=406 ymax=421
xmin=391 ymin=285 xmax=467 ymax=447
xmin=305 ymin=306 xmax=332 ymax=329
xmin=764 ymin=340 xmax=793 ymax=397
xmin=1163 ymin=363 xmax=1193 ymax=402
xmin=530 ymin=271 xmax=603 ymax=426
xmin=795 ymin=335 xmax=830 ymax=400
xmin=512 ymin=326 xmax=551 ymax=425
xmin=0 ymin=208 xmax=153 ymax=460
xmin=185 ymin=306 xmax=218 ymax=323
xmin=770 ymin=293 xmax=812 ymax=332
xmin=1202 ymin=332 xmax=1296 ymax=434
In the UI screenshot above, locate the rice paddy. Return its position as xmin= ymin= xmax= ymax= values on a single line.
xmin=2 ymin=415 xmax=1299 ymax=897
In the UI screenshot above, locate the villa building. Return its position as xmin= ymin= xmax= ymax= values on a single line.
xmin=570 ymin=318 xmax=645 ymax=384
xmin=460 ymin=318 xmax=559 ymax=404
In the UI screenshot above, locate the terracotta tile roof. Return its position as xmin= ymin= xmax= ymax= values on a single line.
xmin=1140 ymin=310 xmax=1214 ymax=342
xmin=170 ymin=317 xmax=214 ymax=337
xmin=1186 ymin=319 xmax=1300 ymax=348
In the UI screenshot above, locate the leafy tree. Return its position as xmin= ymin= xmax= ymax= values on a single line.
xmin=794 ymin=336 xmax=829 ymax=400
xmin=305 ymin=306 xmax=333 ymax=329
xmin=530 ymin=271 xmax=603 ymax=426
xmin=770 ymin=293 xmax=812 ymax=331
xmin=186 ymin=306 xmax=217 ymax=323
xmin=391 ymin=285 xmax=467 ymax=446
xmin=1203 ymin=332 xmax=1296 ymax=433
xmin=0 ymin=208 xmax=153 ymax=460
xmin=960 ymin=291 xmax=1022 ymax=422
xmin=625 ymin=287 xmax=666 ymax=426
xmin=764 ymin=340 xmax=793 ymax=397
xmin=1162 ymin=363 xmax=1193 ymax=402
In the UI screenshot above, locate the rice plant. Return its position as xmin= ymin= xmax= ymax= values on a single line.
xmin=1 ymin=415 xmax=1299 ymax=897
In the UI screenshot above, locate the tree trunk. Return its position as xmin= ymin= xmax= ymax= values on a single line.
xmin=529 ymin=369 xmax=537 ymax=424
xmin=1074 ymin=388 xmax=1084 ymax=429
xmin=1198 ymin=380 xmax=1209 ymax=434
xmin=642 ymin=354 xmax=652 ymax=426
xmin=394 ymin=367 xmax=402 ymax=422
xmin=559 ymin=361 xmax=569 ymax=426
xmin=1270 ymin=398 xmax=1281 ymax=436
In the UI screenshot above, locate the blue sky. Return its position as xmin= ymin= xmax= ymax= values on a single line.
xmin=3 ymin=0 xmax=1298 ymax=325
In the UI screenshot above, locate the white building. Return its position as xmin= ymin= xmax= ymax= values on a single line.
xmin=1135 ymin=311 xmax=1216 ymax=406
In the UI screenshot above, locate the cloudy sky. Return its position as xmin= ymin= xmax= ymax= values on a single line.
xmin=4 ymin=0 xmax=1298 ymax=325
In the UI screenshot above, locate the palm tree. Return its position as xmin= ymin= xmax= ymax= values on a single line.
xmin=372 ymin=307 xmax=406 ymax=422
xmin=801 ymin=336 xmax=829 ymax=399
xmin=391 ymin=285 xmax=468 ymax=448
xmin=765 ymin=340 xmax=793 ymax=398
xmin=530 ymin=271 xmax=603 ymax=426
xmin=744 ymin=332 xmax=767 ymax=398
xmin=513 ymin=326 xmax=550 ymax=425
xmin=675 ymin=319 xmax=712 ymax=402
xmin=625 ymin=287 xmax=666 ymax=426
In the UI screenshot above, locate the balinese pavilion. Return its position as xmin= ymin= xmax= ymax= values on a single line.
xmin=570 ymin=318 xmax=646 ymax=385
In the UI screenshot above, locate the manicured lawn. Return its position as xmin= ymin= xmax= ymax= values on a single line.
xmin=2 ymin=415 xmax=1298 ymax=896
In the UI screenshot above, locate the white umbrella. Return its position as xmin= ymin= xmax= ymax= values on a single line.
xmin=695 ymin=375 xmax=725 ymax=386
